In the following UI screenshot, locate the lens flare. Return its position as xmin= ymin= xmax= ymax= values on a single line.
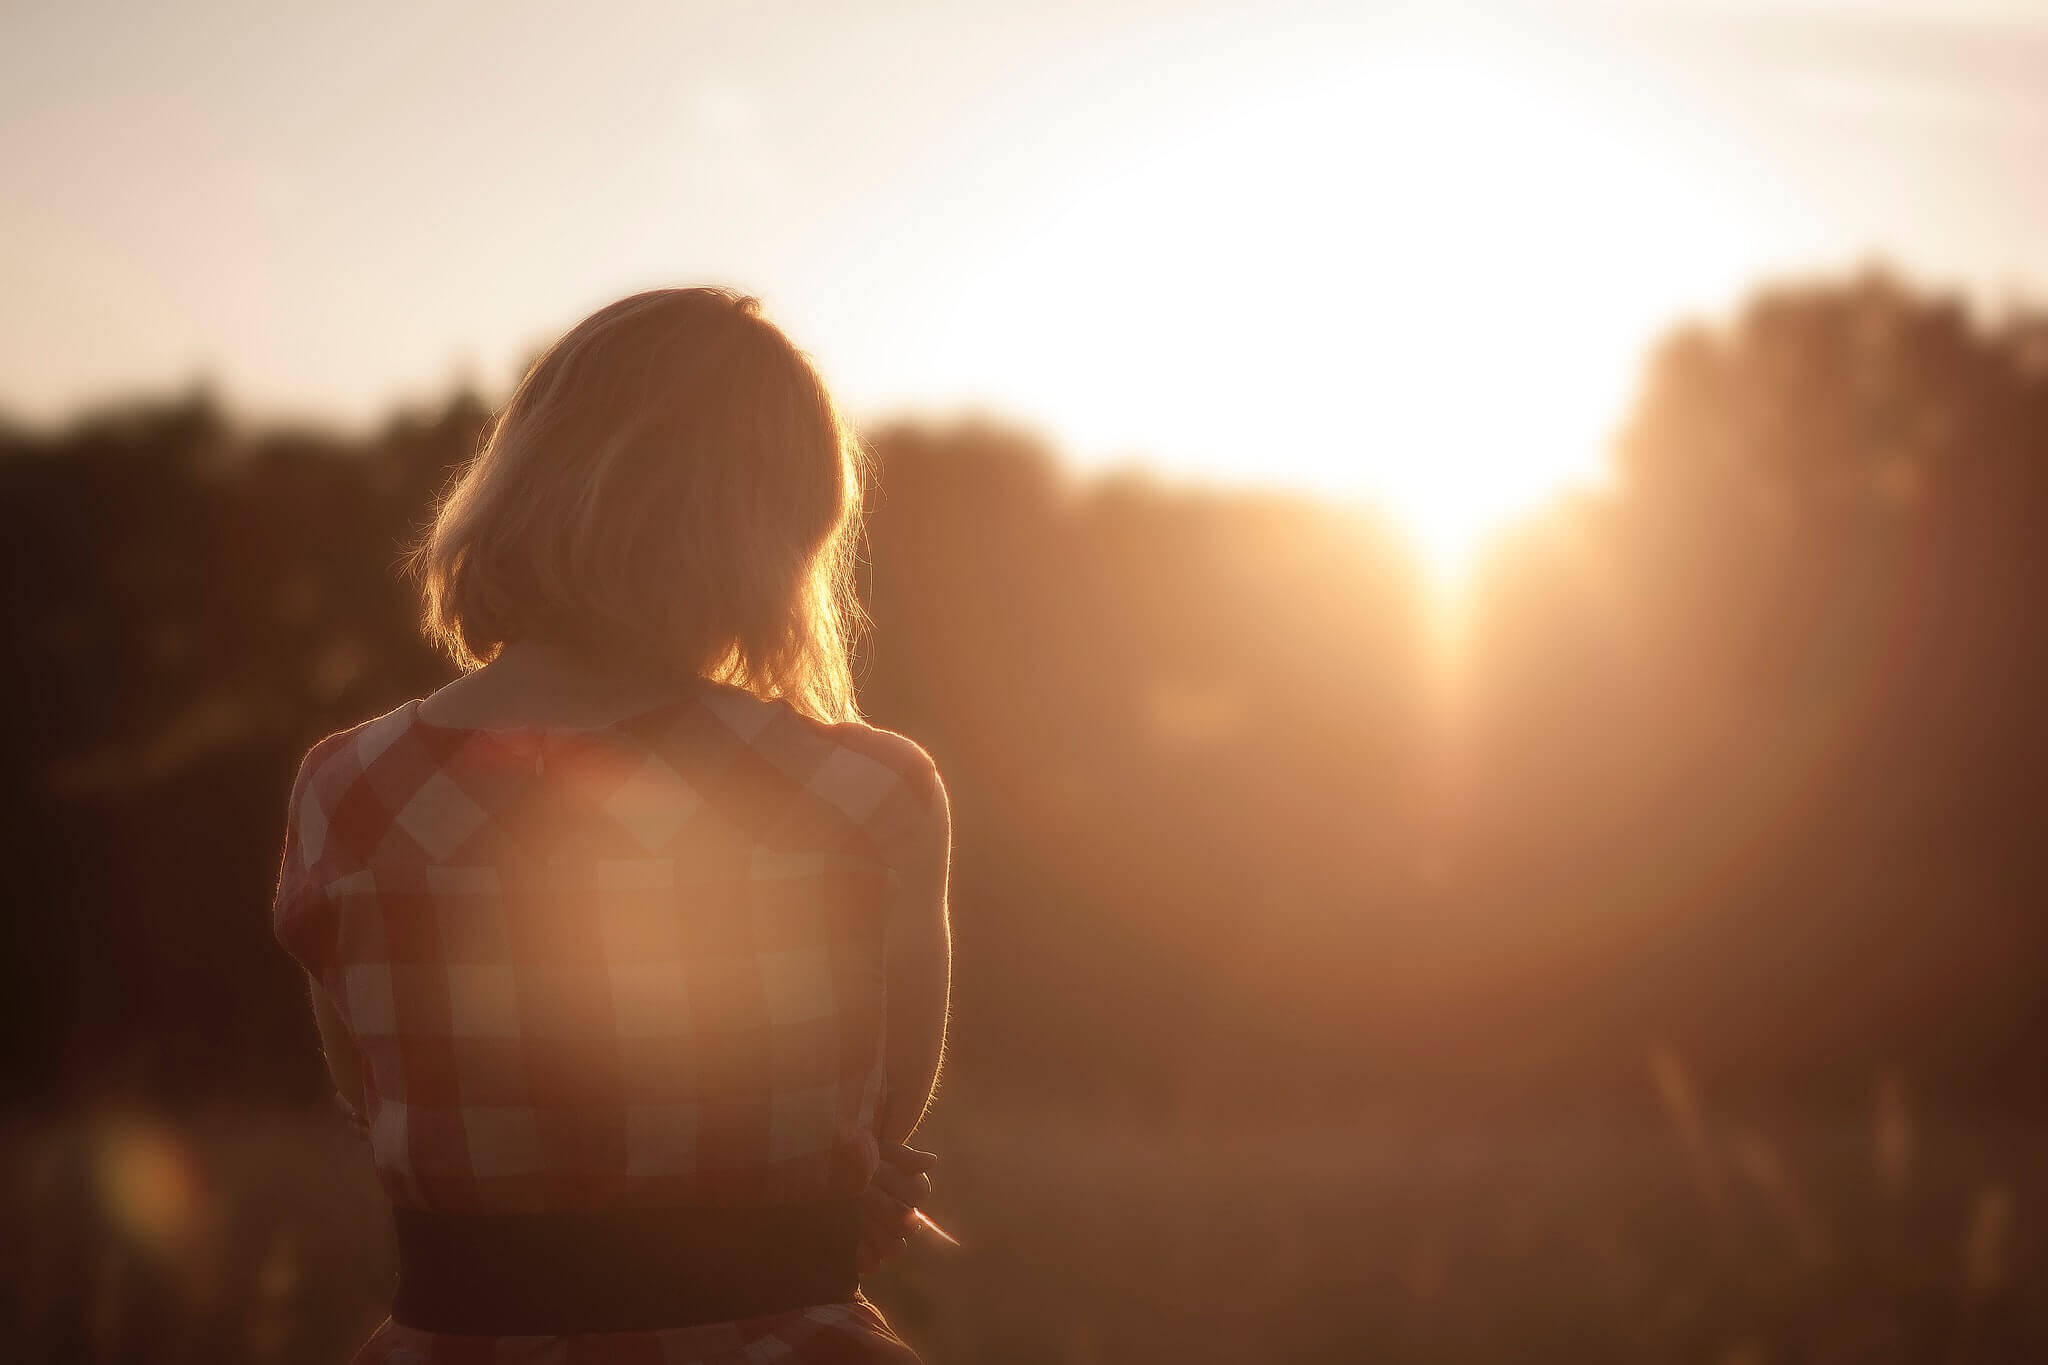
xmin=92 ymin=1118 xmax=206 ymax=1260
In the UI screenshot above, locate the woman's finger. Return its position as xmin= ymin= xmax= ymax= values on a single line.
xmin=870 ymin=1163 xmax=933 ymax=1214
xmin=863 ymin=1183 xmax=919 ymax=1233
xmin=876 ymin=1141 xmax=939 ymax=1175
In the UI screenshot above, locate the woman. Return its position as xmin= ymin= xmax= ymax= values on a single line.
xmin=271 ymin=288 xmax=952 ymax=1363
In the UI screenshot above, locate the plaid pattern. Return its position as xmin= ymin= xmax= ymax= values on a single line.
xmin=274 ymin=681 xmax=940 ymax=1363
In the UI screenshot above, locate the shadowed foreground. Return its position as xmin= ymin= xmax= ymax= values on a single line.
xmin=7 ymin=1097 xmax=2042 ymax=1363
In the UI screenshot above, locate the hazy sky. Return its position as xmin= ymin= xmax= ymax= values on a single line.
xmin=7 ymin=0 xmax=2048 ymax=524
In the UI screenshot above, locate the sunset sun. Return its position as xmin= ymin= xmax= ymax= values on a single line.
xmin=881 ymin=22 xmax=1777 ymax=586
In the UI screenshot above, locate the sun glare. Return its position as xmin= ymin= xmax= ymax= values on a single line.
xmin=906 ymin=21 xmax=1774 ymax=589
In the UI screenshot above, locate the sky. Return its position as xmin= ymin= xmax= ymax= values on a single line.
xmin=6 ymin=0 xmax=2048 ymax=552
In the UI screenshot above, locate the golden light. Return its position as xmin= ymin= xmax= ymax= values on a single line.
xmin=92 ymin=1116 xmax=207 ymax=1259
xmin=898 ymin=18 xmax=1780 ymax=590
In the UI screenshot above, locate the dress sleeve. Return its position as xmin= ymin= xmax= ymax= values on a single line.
xmin=272 ymin=739 xmax=341 ymax=984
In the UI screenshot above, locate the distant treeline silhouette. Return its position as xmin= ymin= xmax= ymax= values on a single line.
xmin=5 ymin=270 xmax=2044 ymax=1119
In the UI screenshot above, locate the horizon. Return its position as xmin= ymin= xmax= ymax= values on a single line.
xmin=11 ymin=0 xmax=2048 ymax=566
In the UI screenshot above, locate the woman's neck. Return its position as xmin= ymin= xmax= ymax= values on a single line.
xmin=421 ymin=635 xmax=692 ymax=730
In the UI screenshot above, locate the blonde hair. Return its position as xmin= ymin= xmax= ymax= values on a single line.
xmin=412 ymin=287 xmax=867 ymax=724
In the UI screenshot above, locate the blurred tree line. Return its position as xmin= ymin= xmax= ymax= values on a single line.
xmin=3 ymin=270 xmax=2043 ymax=1122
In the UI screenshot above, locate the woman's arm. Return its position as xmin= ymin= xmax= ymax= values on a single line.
xmin=307 ymin=971 xmax=370 ymax=1131
xmin=877 ymin=776 xmax=952 ymax=1146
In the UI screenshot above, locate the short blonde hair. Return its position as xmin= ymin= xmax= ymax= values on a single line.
xmin=412 ymin=287 xmax=867 ymax=724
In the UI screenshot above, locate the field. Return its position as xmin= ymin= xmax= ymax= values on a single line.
xmin=7 ymin=1090 xmax=2043 ymax=1364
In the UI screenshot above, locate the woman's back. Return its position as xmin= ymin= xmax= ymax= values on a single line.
xmin=275 ymin=678 xmax=939 ymax=1363
xmin=278 ymin=678 xmax=940 ymax=1213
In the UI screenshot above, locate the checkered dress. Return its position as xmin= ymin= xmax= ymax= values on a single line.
xmin=273 ymin=681 xmax=940 ymax=1364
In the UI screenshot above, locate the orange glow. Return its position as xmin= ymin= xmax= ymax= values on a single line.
xmin=3 ymin=4 xmax=2029 ymax=598
xmin=889 ymin=21 xmax=1785 ymax=589
xmin=92 ymin=1118 xmax=207 ymax=1260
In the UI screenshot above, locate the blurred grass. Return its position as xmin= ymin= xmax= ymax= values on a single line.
xmin=5 ymin=1079 xmax=2043 ymax=1363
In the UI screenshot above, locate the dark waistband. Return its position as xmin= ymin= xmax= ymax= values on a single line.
xmin=391 ymin=1198 xmax=861 ymax=1335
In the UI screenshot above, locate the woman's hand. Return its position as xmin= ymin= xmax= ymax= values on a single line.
xmin=857 ymin=1140 xmax=939 ymax=1275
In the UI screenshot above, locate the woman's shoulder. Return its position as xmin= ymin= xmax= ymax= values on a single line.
xmin=687 ymin=685 xmax=944 ymax=856
xmin=288 ymin=699 xmax=420 ymax=803
xmin=816 ymin=717 xmax=943 ymax=798
xmin=801 ymin=716 xmax=946 ymax=866
xmin=273 ymin=701 xmax=424 ymax=965
xmin=689 ymin=683 xmax=938 ymax=788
